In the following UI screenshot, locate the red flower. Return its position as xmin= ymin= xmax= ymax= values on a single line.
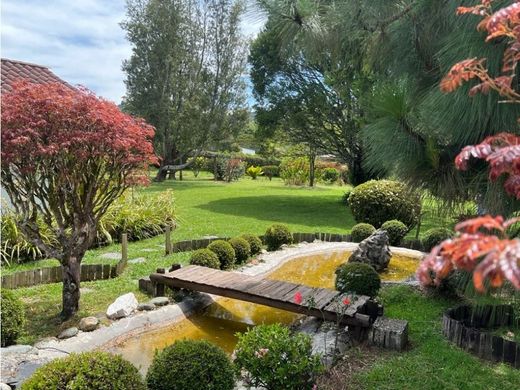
xmin=294 ymin=291 xmax=303 ymax=304
xmin=343 ymin=297 xmax=351 ymax=306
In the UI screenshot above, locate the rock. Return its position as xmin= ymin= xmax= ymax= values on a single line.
xmin=100 ymin=252 xmax=122 ymax=260
xmin=349 ymin=230 xmax=391 ymax=272
xmin=128 ymin=257 xmax=146 ymax=264
xmin=137 ymin=303 xmax=156 ymax=311
xmin=0 ymin=383 xmax=12 ymax=390
xmin=260 ymin=249 xmax=268 ymax=254
xmin=33 ymin=337 xmax=57 ymax=348
xmin=106 ymin=293 xmax=138 ymax=319
xmin=78 ymin=316 xmax=99 ymax=332
xmin=202 ymin=235 xmax=219 ymax=239
xmin=1 ymin=345 xmax=38 ymax=355
xmin=280 ymin=244 xmax=289 ymax=249
xmin=57 ymin=327 xmax=78 ymax=339
xmin=140 ymin=248 xmax=157 ymax=252
xmin=149 ymin=297 xmax=169 ymax=307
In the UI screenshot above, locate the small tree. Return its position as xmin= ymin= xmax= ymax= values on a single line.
xmin=1 ymin=82 xmax=156 ymax=319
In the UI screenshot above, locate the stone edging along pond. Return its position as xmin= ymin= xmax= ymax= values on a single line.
xmin=443 ymin=304 xmax=520 ymax=368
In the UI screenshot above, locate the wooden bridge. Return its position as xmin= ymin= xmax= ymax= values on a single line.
xmin=150 ymin=265 xmax=381 ymax=327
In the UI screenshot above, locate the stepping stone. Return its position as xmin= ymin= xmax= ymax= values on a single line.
xmin=1 ymin=345 xmax=38 ymax=355
xmin=140 ymin=248 xmax=157 ymax=253
xmin=128 ymin=257 xmax=146 ymax=264
xmin=80 ymin=287 xmax=94 ymax=294
xmin=58 ymin=327 xmax=78 ymax=339
xmin=137 ymin=303 xmax=156 ymax=311
xmin=149 ymin=297 xmax=169 ymax=307
xmin=100 ymin=252 xmax=121 ymax=260
xmin=78 ymin=316 xmax=99 ymax=332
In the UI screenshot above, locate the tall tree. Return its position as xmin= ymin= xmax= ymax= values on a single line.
xmin=1 ymin=82 xmax=155 ymax=319
xmin=122 ymin=0 xmax=248 ymax=181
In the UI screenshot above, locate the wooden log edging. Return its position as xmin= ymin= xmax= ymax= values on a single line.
xmin=443 ymin=305 xmax=520 ymax=368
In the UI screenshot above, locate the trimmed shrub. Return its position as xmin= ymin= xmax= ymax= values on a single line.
xmin=234 ymin=324 xmax=323 ymax=390
xmin=321 ymin=167 xmax=340 ymax=184
xmin=261 ymin=165 xmax=279 ymax=181
xmin=190 ymin=249 xmax=220 ymax=269
xmin=264 ymin=224 xmax=293 ymax=251
xmin=341 ymin=189 xmax=352 ymax=206
xmin=208 ymin=240 xmax=236 ymax=269
xmin=21 ymin=351 xmax=145 ymax=390
xmin=335 ymin=262 xmax=381 ymax=297
xmin=280 ymin=157 xmax=310 ymax=186
xmin=380 ymin=220 xmax=409 ymax=246
xmin=422 ymin=227 xmax=454 ymax=251
xmin=350 ymin=223 xmax=376 ymax=243
xmin=243 ymin=156 xmax=280 ymax=169
xmin=246 ymin=166 xmax=263 ymax=180
xmin=146 ymin=340 xmax=235 ymax=390
xmin=349 ymin=180 xmax=422 ymax=228
xmin=240 ymin=234 xmax=263 ymax=255
xmin=214 ymin=156 xmax=245 ymax=182
xmin=229 ymin=237 xmax=251 ymax=264
xmin=1 ymin=289 xmax=25 ymax=347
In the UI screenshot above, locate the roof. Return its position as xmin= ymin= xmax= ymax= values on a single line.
xmin=1 ymin=58 xmax=72 ymax=94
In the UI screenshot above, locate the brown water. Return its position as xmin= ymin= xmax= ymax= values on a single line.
xmin=111 ymin=250 xmax=419 ymax=372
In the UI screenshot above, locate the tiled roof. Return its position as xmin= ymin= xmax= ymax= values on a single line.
xmin=1 ymin=58 xmax=73 ymax=94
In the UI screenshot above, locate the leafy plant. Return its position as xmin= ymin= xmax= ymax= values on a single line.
xmin=1 ymin=289 xmax=25 ymax=347
xmin=228 ymin=237 xmax=251 ymax=264
xmin=190 ymin=249 xmax=220 ymax=269
xmin=381 ymin=220 xmax=409 ymax=246
xmin=240 ymin=234 xmax=263 ymax=255
xmin=349 ymin=180 xmax=422 ymax=228
xmin=350 ymin=223 xmax=376 ymax=243
xmin=246 ymin=166 xmax=263 ymax=180
xmin=234 ymin=324 xmax=323 ymax=390
xmin=146 ymin=340 xmax=235 ymax=390
xmin=422 ymin=228 xmax=454 ymax=252
xmin=418 ymin=1 xmax=520 ymax=293
xmin=280 ymin=157 xmax=310 ymax=186
xmin=335 ymin=262 xmax=381 ymax=298
xmin=320 ymin=167 xmax=340 ymax=184
xmin=188 ymin=156 xmax=207 ymax=178
xmin=264 ymin=224 xmax=293 ymax=251
xmin=214 ymin=157 xmax=245 ymax=182
xmin=261 ymin=165 xmax=279 ymax=181
xmin=207 ymin=240 xmax=236 ymax=270
xmin=341 ymin=189 xmax=352 ymax=206
xmin=21 ymin=352 xmax=145 ymax=390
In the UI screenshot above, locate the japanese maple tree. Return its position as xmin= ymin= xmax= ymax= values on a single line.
xmin=418 ymin=0 xmax=520 ymax=292
xmin=1 ymin=81 xmax=156 ymax=319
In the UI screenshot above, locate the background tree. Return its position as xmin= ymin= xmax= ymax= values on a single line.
xmin=122 ymin=0 xmax=248 ymax=181
xmin=1 ymin=82 xmax=155 ymax=319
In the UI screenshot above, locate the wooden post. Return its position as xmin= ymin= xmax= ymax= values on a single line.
xmin=165 ymin=226 xmax=173 ymax=255
xmin=121 ymin=233 xmax=128 ymax=264
xmin=155 ymin=268 xmax=166 ymax=296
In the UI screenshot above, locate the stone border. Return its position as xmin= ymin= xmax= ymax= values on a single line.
xmin=443 ymin=305 xmax=519 ymax=368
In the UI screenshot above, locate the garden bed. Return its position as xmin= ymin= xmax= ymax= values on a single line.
xmin=443 ymin=304 xmax=520 ymax=368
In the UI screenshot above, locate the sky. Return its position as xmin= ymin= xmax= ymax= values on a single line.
xmin=1 ymin=0 xmax=265 ymax=104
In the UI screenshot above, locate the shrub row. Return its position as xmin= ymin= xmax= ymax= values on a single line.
xmin=1 ymin=190 xmax=176 ymax=265
xmin=23 ymin=325 xmax=323 ymax=390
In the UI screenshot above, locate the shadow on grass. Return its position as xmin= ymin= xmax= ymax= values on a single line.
xmin=196 ymin=195 xmax=353 ymax=230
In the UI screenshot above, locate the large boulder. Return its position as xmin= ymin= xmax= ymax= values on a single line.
xmin=349 ymin=230 xmax=391 ymax=272
xmin=106 ymin=293 xmax=138 ymax=320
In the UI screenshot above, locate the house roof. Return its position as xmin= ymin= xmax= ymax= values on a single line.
xmin=1 ymin=58 xmax=73 ymax=94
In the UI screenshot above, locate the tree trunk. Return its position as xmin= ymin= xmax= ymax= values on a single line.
xmin=61 ymin=256 xmax=81 ymax=320
xmin=309 ymin=151 xmax=316 ymax=187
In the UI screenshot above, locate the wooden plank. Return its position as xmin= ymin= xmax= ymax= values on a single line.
xmin=41 ymin=268 xmax=50 ymax=284
xmin=102 ymin=264 xmax=110 ymax=279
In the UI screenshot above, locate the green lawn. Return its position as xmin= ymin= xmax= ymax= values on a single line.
xmin=7 ymin=173 xmax=452 ymax=343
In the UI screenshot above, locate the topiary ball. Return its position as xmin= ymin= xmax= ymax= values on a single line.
xmin=240 ymin=234 xmax=263 ymax=255
xmin=335 ymin=262 xmax=381 ymax=297
xmin=422 ymin=227 xmax=454 ymax=251
xmin=228 ymin=237 xmax=251 ymax=264
xmin=1 ymin=289 xmax=25 ymax=347
xmin=380 ymin=220 xmax=409 ymax=246
xmin=350 ymin=223 xmax=376 ymax=243
xmin=146 ymin=340 xmax=235 ymax=390
xmin=349 ymin=180 xmax=421 ymax=228
xmin=264 ymin=224 xmax=293 ymax=251
xmin=207 ymin=240 xmax=236 ymax=269
xmin=190 ymin=248 xmax=220 ymax=269
xmin=21 ymin=351 xmax=146 ymax=390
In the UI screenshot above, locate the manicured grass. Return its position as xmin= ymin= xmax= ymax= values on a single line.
xmin=354 ymin=286 xmax=520 ymax=389
xmin=7 ymin=173 xmax=454 ymax=343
